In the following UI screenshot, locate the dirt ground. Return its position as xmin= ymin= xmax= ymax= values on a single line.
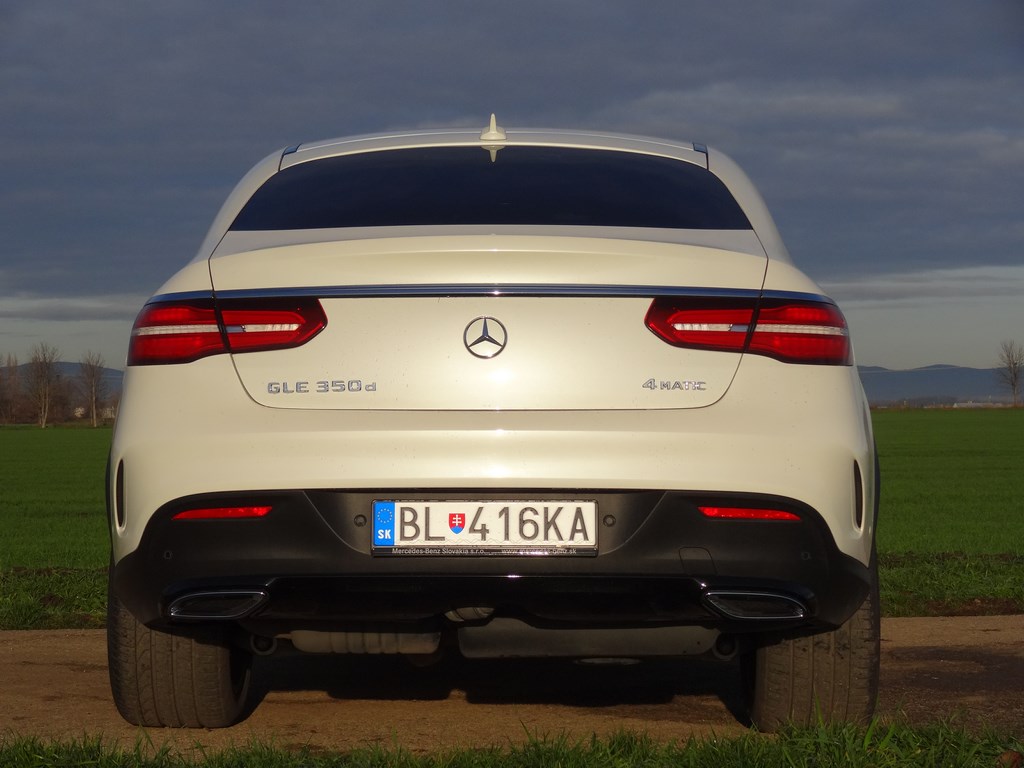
xmin=2 ymin=616 xmax=1022 ymax=754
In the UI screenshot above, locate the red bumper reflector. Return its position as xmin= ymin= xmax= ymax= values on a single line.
xmin=698 ymin=506 xmax=800 ymax=521
xmin=172 ymin=506 xmax=272 ymax=520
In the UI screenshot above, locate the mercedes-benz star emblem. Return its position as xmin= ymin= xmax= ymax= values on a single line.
xmin=463 ymin=316 xmax=508 ymax=359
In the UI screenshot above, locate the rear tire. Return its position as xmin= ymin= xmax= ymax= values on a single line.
xmin=742 ymin=556 xmax=880 ymax=731
xmin=107 ymin=586 xmax=252 ymax=728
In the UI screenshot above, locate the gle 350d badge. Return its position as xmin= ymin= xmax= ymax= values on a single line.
xmin=266 ymin=379 xmax=377 ymax=394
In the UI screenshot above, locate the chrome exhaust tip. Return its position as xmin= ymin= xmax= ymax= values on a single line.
xmin=167 ymin=589 xmax=269 ymax=620
xmin=703 ymin=590 xmax=807 ymax=621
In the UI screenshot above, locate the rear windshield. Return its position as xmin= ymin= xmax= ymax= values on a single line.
xmin=230 ymin=146 xmax=751 ymax=231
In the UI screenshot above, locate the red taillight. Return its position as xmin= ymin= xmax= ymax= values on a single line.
xmin=645 ymin=296 xmax=851 ymax=365
xmin=128 ymin=297 xmax=326 ymax=365
xmin=172 ymin=505 xmax=272 ymax=520
xmin=749 ymin=300 xmax=852 ymax=365
xmin=644 ymin=298 xmax=754 ymax=353
xmin=128 ymin=301 xmax=224 ymax=365
xmin=699 ymin=506 xmax=800 ymax=522
xmin=219 ymin=298 xmax=327 ymax=354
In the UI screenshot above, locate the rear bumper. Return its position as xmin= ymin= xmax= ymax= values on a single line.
xmin=111 ymin=488 xmax=871 ymax=637
xmin=110 ymin=356 xmax=877 ymax=565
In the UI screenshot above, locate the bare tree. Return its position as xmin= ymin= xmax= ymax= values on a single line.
xmin=77 ymin=351 xmax=107 ymax=427
xmin=0 ymin=354 xmax=19 ymax=424
xmin=997 ymin=340 xmax=1023 ymax=407
xmin=26 ymin=342 xmax=60 ymax=428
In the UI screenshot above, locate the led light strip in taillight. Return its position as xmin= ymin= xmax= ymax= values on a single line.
xmin=133 ymin=324 xmax=221 ymax=336
xmin=753 ymin=323 xmax=845 ymax=336
xmin=671 ymin=323 xmax=748 ymax=332
xmin=223 ymin=323 xmax=302 ymax=334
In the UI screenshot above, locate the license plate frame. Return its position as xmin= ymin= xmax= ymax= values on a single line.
xmin=371 ymin=500 xmax=598 ymax=556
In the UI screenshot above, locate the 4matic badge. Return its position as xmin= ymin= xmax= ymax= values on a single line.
xmin=642 ymin=378 xmax=707 ymax=392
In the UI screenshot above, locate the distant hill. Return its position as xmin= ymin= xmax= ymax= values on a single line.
xmin=14 ymin=362 xmax=124 ymax=395
xmin=53 ymin=362 xmax=124 ymax=394
xmin=858 ymin=365 xmax=1008 ymax=406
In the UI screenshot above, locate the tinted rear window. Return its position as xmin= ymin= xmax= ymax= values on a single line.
xmin=231 ymin=146 xmax=751 ymax=231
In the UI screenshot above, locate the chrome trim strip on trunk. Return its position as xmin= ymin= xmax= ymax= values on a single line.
xmin=149 ymin=286 xmax=834 ymax=304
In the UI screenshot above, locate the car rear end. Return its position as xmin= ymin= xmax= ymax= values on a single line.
xmin=107 ymin=124 xmax=878 ymax=729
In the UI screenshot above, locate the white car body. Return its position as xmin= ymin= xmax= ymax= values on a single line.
xmin=107 ymin=119 xmax=879 ymax=730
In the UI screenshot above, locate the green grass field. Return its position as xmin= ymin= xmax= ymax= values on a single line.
xmin=1 ymin=410 xmax=1022 ymax=629
xmin=0 ymin=425 xmax=109 ymax=628
xmin=0 ymin=425 xmax=110 ymax=568
xmin=873 ymin=408 xmax=1024 ymax=554
xmin=872 ymin=408 xmax=1024 ymax=615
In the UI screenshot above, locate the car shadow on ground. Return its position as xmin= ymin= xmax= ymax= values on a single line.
xmin=248 ymin=647 xmax=749 ymax=723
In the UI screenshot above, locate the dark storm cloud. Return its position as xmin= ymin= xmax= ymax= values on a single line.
xmin=1 ymin=0 xmax=1022 ymax=310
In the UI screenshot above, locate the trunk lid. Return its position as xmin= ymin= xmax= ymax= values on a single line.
xmin=208 ymin=231 xmax=767 ymax=411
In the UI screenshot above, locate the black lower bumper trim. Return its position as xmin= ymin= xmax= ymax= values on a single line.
xmin=111 ymin=488 xmax=870 ymax=634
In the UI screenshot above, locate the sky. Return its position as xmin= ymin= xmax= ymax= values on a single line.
xmin=1 ymin=1 xmax=1022 ymax=371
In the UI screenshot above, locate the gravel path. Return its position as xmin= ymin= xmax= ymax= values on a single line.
xmin=2 ymin=616 xmax=1022 ymax=753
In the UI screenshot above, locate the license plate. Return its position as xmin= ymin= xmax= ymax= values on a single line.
xmin=372 ymin=501 xmax=598 ymax=556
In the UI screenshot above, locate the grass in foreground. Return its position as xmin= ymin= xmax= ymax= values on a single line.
xmin=0 ymin=725 xmax=1021 ymax=768
xmin=0 ymin=566 xmax=107 ymax=629
xmin=879 ymin=552 xmax=1024 ymax=616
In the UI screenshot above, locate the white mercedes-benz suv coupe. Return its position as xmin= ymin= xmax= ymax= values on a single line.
xmin=107 ymin=117 xmax=879 ymax=730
